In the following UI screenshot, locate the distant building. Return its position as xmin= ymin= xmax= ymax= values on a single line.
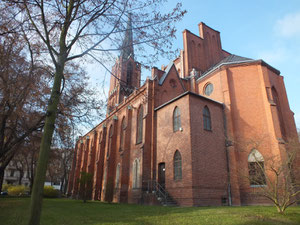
xmin=3 ymin=149 xmax=66 ymax=192
xmin=3 ymin=160 xmax=30 ymax=187
xmin=67 ymin=21 xmax=299 ymax=206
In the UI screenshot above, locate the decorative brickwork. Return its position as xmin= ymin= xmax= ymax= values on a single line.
xmin=68 ymin=22 xmax=299 ymax=206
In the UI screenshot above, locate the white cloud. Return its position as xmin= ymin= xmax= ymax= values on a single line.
xmin=276 ymin=11 xmax=300 ymax=38
xmin=257 ymin=46 xmax=288 ymax=64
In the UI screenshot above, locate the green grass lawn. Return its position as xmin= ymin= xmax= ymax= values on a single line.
xmin=0 ymin=198 xmax=299 ymax=225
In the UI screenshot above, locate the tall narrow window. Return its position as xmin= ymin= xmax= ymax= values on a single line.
xmin=203 ymin=106 xmax=212 ymax=130
xmin=107 ymin=125 xmax=113 ymax=158
xmin=120 ymin=117 xmax=126 ymax=151
xmin=272 ymin=87 xmax=286 ymax=139
xmin=127 ymin=62 xmax=133 ymax=87
xmin=174 ymin=150 xmax=182 ymax=180
xmin=137 ymin=105 xmax=143 ymax=144
xmin=115 ymin=163 xmax=120 ymax=188
xmin=132 ymin=159 xmax=139 ymax=188
xmin=103 ymin=166 xmax=107 ymax=192
xmin=173 ymin=106 xmax=181 ymax=132
xmin=97 ymin=131 xmax=102 ymax=162
xmin=248 ymin=149 xmax=266 ymax=186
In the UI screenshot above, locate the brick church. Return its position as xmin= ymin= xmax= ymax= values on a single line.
xmin=67 ymin=20 xmax=299 ymax=206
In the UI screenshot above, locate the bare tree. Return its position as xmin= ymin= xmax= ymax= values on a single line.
xmin=52 ymin=129 xmax=75 ymax=194
xmin=12 ymin=155 xmax=26 ymax=185
xmin=0 ymin=33 xmax=47 ymax=192
xmin=3 ymin=1 xmax=185 ymax=224
xmin=0 ymin=32 xmax=102 ymax=193
xmin=239 ymin=136 xmax=300 ymax=214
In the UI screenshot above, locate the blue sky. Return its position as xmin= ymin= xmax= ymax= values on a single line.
xmin=86 ymin=0 xmax=300 ymax=131
xmin=159 ymin=0 xmax=300 ymax=129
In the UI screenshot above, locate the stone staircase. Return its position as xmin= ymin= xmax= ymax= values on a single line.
xmin=146 ymin=180 xmax=177 ymax=206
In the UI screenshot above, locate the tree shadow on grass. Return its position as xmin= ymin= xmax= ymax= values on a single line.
xmin=43 ymin=200 xmax=300 ymax=225
xmin=1 ymin=198 xmax=299 ymax=225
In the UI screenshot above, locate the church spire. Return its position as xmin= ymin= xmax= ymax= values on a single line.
xmin=120 ymin=14 xmax=134 ymax=60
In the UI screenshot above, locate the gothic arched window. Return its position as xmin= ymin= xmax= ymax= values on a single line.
xmin=136 ymin=105 xmax=143 ymax=144
xmin=174 ymin=150 xmax=182 ymax=180
xmin=96 ymin=131 xmax=103 ymax=162
xmin=203 ymin=106 xmax=211 ymax=131
xmin=132 ymin=159 xmax=140 ymax=188
xmin=115 ymin=163 xmax=121 ymax=188
xmin=248 ymin=149 xmax=266 ymax=186
xmin=107 ymin=125 xmax=113 ymax=158
xmin=120 ymin=117 xmax=126 ymax=151
xmin=173 ymin=106 xmax=181 ymax=132
xmin=272 ymin=87 xmax=286 ymax=139
xmin=127 ymin=62 xmax=133 ymax=87
xmin=103 ymin=166 xmax=107 ymax=193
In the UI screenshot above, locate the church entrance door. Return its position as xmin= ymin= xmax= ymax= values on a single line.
xmin=158 ymin=163 xmax=165 ymax=189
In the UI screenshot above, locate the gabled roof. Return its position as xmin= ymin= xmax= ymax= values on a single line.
xmin=197 ymin=54 xmax=255 ymax=81
xmin=158 ymin=62 xmax=186 ymax=91
xmin=219 ymin=54 xmax=253 ymax=63
xmin=197 ymin=54 xmax=281 ymax=81
xmin=158 ymin=62 xmax=174 ymax=85
xmin=154 ymin=91 xmax=223 ymax=111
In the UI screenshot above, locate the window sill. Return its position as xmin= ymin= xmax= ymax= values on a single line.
xmin=174 ymin=179 xmax=182 ymax=182
xmin=250 ymin=185 xmax=266 ymax=188
xmin=135 ymin=141 xmax=144 ymax=146
xmin=173 ymin=128 xmax=183 ymax=132
xmin=132 ymin=187 xmax=141 ymax=190
xmin=204 ymin=129 xmax=212 ymax=132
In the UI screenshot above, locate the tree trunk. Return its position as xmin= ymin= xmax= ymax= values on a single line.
xmin=18 ymin=169 xmax=24 ymax=185
xmin=275 ymin=205 xmax=285 ymax=214
xmin=28 ymin=168 xmax=34 ymax=194
xmin=27 ymin=64 xmax=64 ymax=225
xmin=0 ymin=168 xmax=5 ymax=193
xmin=60 ymin=177 xmax=65 ymax=194
xmin=0 ymin=154 xmax=15 ymax=192
xmin=29 ymin=154 xmax=35 ymax=193
xmin=64 ymin=176 xmax=68 ymax=194
xmin=61 ymin=167 xmax=68 ymax=194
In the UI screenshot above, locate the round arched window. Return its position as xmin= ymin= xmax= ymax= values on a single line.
xmin=204 ymin=83 xmax=214 ymax=96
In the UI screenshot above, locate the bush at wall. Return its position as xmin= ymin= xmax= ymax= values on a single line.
xmin=2 ymin=183 xmax=12 ymax=191
xmin=7 ymin=185 xmax=27 ymax=196
xmin=43 ymin=186 xmax=59 ymax=198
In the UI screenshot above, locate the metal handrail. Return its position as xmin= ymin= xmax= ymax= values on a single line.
xmin=147 ymin=180 xmax=168 ymax=203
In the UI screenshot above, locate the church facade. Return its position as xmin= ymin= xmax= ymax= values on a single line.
xmin=67 ymin=22 xmax=299 ymax=206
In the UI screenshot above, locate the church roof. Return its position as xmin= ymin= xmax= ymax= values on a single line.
xmin=158 ymin=62 xmax=174 ymax=85
xmin=154 ymin=91 xmax=223 ymax=111
xmin=198 ymin=54 xmax=281 ymax=81
xmin=219 ymin=54 xmax=253 ymax=63
xmin=120 ymin=14 xmax=134 ymax=60
xmin=198 ymin=54 xmax=255 ymax=80
xmin=158 ymin=62 xmax=186 ymax=91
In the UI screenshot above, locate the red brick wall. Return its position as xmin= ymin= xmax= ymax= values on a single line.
xmin=156 ymin=93 xmax=226 ymax=206
xmin=156 ymin=94 xmax=193 ymax=206
xmin=189 ymin=95 xmax=228 ymax=206
xmin=196 ymin=62 xmax=298 ymax=205
xmin=69 ymin=22 xmax=299 ymax=207
xmin=182 ymin=23 xmax=224 ymax=76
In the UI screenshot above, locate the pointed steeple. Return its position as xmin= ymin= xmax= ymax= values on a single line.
xmin=120 ymin=14 xmax=134 ymax=60
xmin=106 ymin=14 xmax=141 ymax=114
